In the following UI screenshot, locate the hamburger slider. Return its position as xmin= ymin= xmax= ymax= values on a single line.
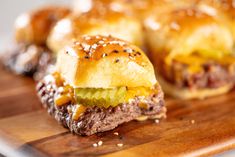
xmin=72 ymin=0 xmax=193 ymax=21
xmin=37 ymin=35 xmax=166 ymax=136
xmin=144 ymin=7 xmax=235 ymax=99
xmin=1 ymin=6 xmax=70 ymax=78
xmin=47 ymin=7 xmax=143 ymax=54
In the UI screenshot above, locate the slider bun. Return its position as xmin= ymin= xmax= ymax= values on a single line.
xmin=157 ymin=75 xmax=234 ymax=99
xmin=72 ymin=0 xmax=193 ymax=20
xmin=144 ymin=7 xmax=234 ymax=62
xmin=56 ymin=35 xmax=156 ymax=88
xmin=73 ymin=0 xmax=156 ymax=19
xmin=47 ymin=8 xmax=143 ymax=53
xmin=195 ymin=0 xmax=235 ymax=45
xmin=15 ymin=6 xmax=71 ymax=45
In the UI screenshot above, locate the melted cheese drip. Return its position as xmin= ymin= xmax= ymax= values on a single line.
xmin=72 ymin=105 xmax=87 ymax=120
xmin=173 ymin=53 xmax=235 ymax=74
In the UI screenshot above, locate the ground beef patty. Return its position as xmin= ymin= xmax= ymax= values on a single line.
xmin=1 ymin=44 xmax=53 ymax=80
xmin=156 ymin=58 xmax=235 ymax=90
xmin=36 ymin=77 xmax=166 ymax=136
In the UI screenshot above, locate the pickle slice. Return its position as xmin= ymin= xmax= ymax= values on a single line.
xmin=75 ymin=87 xmax=127 ymax=108
xmin=74 ymin=86 xmax=153 ymax=108
xmin=197 ymin=49 xmax=224 ymax=60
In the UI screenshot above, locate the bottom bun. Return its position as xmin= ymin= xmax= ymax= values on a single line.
xmin=157 ymin=75 xmax=234 ymax=99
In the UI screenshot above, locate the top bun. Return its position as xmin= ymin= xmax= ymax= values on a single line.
xmin=195 ymin=0 xmax=235 ymax=44
xmin=56 ymin=35 xmax=156 ymax=88
xmin=47 ymin=8 xmax=143 ymax=53
xmin=144 ymin=7 xmax=234 ymax=63
xmin=72 ymin=0 xmax=193 ymax=20
xmin=15 ymin=6 xmax=71 ymax=45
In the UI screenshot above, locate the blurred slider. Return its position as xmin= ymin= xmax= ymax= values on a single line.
xmin=1 ymin=6 xmax=71 ymax=79
xmin=72 ymin=0 xmax=195 ymax=21
xmin=144 ymin=7 xmax=235 ymax=99
xmin=47 ymin=7 xmax=143 ymax=54
xmin=36 ymin=35 xmax=166 ymax=136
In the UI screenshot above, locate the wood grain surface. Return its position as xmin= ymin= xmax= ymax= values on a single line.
xmin=0 ymin=67 xmax=235 ymax=157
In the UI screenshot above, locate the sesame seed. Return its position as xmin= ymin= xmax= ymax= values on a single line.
xmin=109 ymin=41 xmax=126 ymax=46
xmin=117 ymin=143 xmax=123 ymax=147
xmin=136 ymin=51 xmax=141 ymax=55
xmin=91 ymin=44 xmax=98 ymax=50
xmin=128 ymin=54 xmax=134 ymax=59
xmin=155 ymin=119 xmax=159 ymax=124
xmin=84 ymin=36 xmax=91 ymax=40
xmin=123 ymin=48 xmax=132 ymax=53
xmin=112 ymin=50 xmax=119 ymax=53
xmin=82 ymin=44 xmax=90 ymax=52
xmin=115 ymin=59 xmax=120 ymax=63
xmin=114 ymin=132 xmax=119 ymax=136
xmin=98 ymin=40 xmax=105 ymax=44
xmin=191 ymin=120 xmax=195 ymax=124
xmin=95 ymin=35 xmax=101 ymax=39
xmin=93 ymin=143 xmax=98 ymax=147
xmin=102 ymin=53 xmax=107 ymax=57
xmin=170 ymin=22 xmax=180 ymax=30
xmin=98 ymin=141 xmax=103 ymax=146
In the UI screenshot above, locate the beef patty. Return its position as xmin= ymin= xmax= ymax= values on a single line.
xmin=1 ymin=44 xmax=53 ymax=80
xmin=36 ymin=76 xmax=166 ymax=136
xmin=155 ymin=56 xmax=235 ymax=90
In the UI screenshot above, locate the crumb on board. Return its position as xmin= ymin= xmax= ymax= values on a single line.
xmin=155 ymin=119 xmax=159 ymax=124
xmin=93 ymin=141 xmax=103 ymax=147
xmin=114 ymin=132 xmax=119 ymax=136
xmin=98 ymin=141 xmax=103 ymax=146
xmin=117 ymin=143 xmax=123 ymax=147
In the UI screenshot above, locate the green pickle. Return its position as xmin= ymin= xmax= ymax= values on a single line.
xmin=75 ymin=87 xmax=127 ymax=108
xmin=75 ymin=87 xmax=152 ymax=108
xmin=196 ymin=49 xmax=224 ymax=60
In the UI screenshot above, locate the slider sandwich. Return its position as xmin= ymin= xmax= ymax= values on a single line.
xmin=37 ymin=35 xmax=166 ymax=135
xmin=47 ymin=7 xmax=143 ymax=54
xmin=72 ymin=0 xmax=194 ymax=21
xmin=195 ymin=0 xmax=235 ymax=45
xmin=1 ymin=6 xmax=70 ymax=78
xmin=144 ymin=7 xmax=235 ymax=99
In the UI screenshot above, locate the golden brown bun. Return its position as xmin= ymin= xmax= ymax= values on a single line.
xmin=157 ymin=75 xmax=234 ymax=99
xmin=144 ymin=7 xmax=234 ymax=99
xmin=15 ymin=6 xmax=71 ymax=45
xmin=72 ymin=0 xmax=93 ymax=14
xmin=47 ymin=8 xmax=143 ymax=53
xmin=195 ymin=0 xmax=235 ymax=44
xmin=56 ymin=35 xmax=156 ymax=88
xmin=144 ymin=7 xmax=234 ymax=63
xmin=73 ymin=0 xmax=193 ymax=20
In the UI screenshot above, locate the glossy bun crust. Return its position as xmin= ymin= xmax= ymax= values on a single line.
xmin=195 ymin=0 xmax=235 ymax=43
xmin=56 ymin=35 xmax=156 ymax=88
xmin=15 ymin=6 xmax=71 ymax=45
xmin=144 ymin=7 xmax=234 ymax=61
xmin=144 ymin=7 xmax=235 ymax=99
xmin=47 ymin=8 xmax=143 ymax=53
xmin=72 ymin=0 xmax=194 ymax=20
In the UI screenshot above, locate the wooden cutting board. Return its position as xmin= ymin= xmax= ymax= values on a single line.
xmin=1 ymin=67 xmax=235 ymax=157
